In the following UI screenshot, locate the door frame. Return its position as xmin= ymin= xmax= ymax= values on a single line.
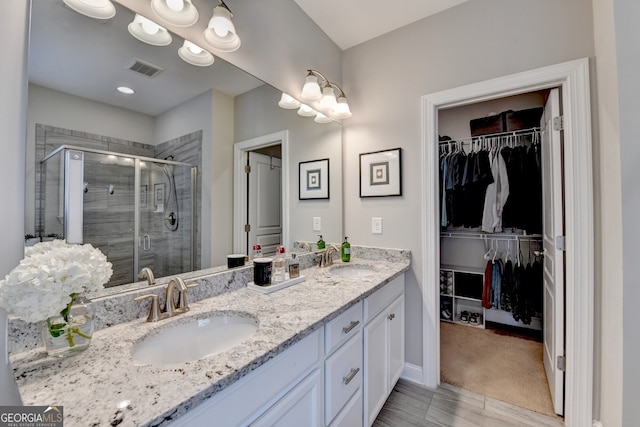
xmin=421 ymin=58 xmax=593 ymax=426
xmin=233 ymin=130 xmax=290 ymax=255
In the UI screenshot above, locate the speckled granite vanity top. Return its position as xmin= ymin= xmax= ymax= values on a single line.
xmin=10 ymin=254 xmax=409 ymax=426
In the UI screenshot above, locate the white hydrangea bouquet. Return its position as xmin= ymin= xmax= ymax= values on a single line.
xmin=0 ymin=240 xmax=112 ymax=352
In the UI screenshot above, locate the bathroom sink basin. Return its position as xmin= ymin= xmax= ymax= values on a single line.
xmin=329 ymin=265 xmax=376 ymax=278
xmin=131 ymin=312 xmax=258 ymax=365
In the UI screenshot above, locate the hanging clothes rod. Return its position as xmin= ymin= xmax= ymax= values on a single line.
xmin=440 ymin=231 xmax=542 ymax=241
xmin=438 ymin=127 xmax=541 ymax=145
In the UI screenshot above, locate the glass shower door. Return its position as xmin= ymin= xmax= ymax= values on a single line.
xmin=137 ymin=159 xmax=194 ymax=279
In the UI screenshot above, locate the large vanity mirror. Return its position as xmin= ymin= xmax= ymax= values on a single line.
xmin=25 ymin=0 xmax=343 ymax=297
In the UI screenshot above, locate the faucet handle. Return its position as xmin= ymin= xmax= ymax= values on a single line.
xmin=171 ymin=278 xmax=196 ymax=314
xmin=134 ymin=294 xmax=163 ymax=322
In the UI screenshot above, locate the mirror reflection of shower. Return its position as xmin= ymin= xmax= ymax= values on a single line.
xmin=163 ymin=155 xmax=179 ymax=231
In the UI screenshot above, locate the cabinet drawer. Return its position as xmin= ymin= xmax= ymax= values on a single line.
xmin=364 ymin=275 xmax=403 ymax=323
xmin=325 ymin=301 xmax=362 ymax=354
xmin=325 ymin=332 xmax=362 ymax=425
xmin=329 ymin=390 xmax=362 ymax=427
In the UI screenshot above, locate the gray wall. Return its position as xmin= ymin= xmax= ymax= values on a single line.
xmin=341 ymin=0 xmax=594 ymax=403
xmin=613 ymin=0 xmax=640 ymax=425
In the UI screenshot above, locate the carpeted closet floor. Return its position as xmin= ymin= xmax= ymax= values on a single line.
xmin=440 ymin=321 xmax=558 ymax=418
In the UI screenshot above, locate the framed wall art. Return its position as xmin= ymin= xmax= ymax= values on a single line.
xmin=299 ymin=158 xmax=330 ymax=200
xmin=359 ymin=147 xmax=402 ymax=197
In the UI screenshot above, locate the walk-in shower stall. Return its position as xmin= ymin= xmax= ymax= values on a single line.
xmin=39 ymin=145 xmax=197 ymax=287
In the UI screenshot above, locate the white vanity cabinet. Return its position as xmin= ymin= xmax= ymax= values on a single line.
xmin=363 ymin=275 xmax=405 ymax=426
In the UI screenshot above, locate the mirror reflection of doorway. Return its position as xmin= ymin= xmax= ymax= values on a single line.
xmin=246 ymin=147 xmax=282 ymax=257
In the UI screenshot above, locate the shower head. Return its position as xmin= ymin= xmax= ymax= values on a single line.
xmin=164 ymin=155 xmax=174 ymax=161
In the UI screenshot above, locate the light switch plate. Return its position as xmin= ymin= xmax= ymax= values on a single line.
xmin=372 ymin=217 xmax=383 ymax=234
xmin=313 ymin=217 xmax=321 ymax=231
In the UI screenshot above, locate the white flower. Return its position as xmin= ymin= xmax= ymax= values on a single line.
xmin=0 ymin=240 xmax=113 ymax=323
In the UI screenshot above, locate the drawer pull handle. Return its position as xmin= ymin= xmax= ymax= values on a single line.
xmin=343 ymin=367 xmax=360 ymax=385
xmin=388 ymin=313 xmax=396 ymax=321
xmin=342 ymin=320 xmax=360 ymax=334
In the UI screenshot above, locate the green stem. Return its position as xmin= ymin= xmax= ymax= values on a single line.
xmin=70 ymin=327 xmax=92 ymax=340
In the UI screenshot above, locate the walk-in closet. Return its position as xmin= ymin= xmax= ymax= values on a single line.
xmin=438 ymin=89 xmax=564 ymax=419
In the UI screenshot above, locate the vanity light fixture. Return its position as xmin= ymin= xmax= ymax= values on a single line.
xmin=203 ymin=0 xmax=241 ymax=52
xmin=297 ymin=104 xmax=316 ymax=117
xmin=278 ymin=93 xmax=301 ymax=109
xmin=151 ymin=0 xmax=199 ymax=27
xmin=298 ymin=69 xmax=352 ymax=119
xmin=128 ymin=13 xmax=172 ymax=46
xmin=62 ymin=0 xmax=116 ymax=20
xmin=178 ymin=40 xmax=215 ymax=66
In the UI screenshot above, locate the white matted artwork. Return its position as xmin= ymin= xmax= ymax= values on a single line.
xmin=359 ymin=148 xmax=402 ymax=197
xmin=299 ymin=158 xmax=329 ymax=200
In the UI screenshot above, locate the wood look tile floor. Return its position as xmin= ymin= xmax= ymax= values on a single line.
xmin=373 ymin=379 xmax=565 ymax=427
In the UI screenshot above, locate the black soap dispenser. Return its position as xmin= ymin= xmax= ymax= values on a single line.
xmin=341 ymin=237 xmax=351 ymax=262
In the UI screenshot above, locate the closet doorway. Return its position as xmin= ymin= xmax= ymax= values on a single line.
xmin=421 ymin=58 xmax=594 ymax=427
xmin=436 ymin=88 xmax=563 ymax=417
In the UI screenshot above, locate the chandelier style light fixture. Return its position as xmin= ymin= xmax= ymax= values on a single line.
xmin=203 ymin=0 xmax=242 ymax=52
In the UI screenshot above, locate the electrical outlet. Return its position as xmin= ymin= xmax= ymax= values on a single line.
xmin=372 ymin=217 xmax=383 ymax=234
xmin=313 ymin=217 xmax=321 ymax=231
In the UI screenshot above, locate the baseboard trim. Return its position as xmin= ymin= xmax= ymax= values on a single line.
xmin=592 ymin=421 xmax=603 ymax=427
xmin=401 ymin=363 xmax=424 ymax=385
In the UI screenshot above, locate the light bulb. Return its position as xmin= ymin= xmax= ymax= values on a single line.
xmin=136 ymin=15 xmax=160 ymax=34
xmin=166 ymin=0 xmax=184 ymax=12
xmin=210 ymin=6 xmax=234 ymax=37
xmin=186 ymin=41 xmax=203 ymax=54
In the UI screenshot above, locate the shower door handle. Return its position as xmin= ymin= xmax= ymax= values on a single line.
xmin=140 ymin=234 xmax=151 ymax=251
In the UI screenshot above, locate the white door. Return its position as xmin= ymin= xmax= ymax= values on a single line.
xmin=540 ymin=88 xmax=565 ymax=416
xmin=248 ymin=151 xmax=282 ymax=258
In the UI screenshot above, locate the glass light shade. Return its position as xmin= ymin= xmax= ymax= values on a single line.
xmin=128 ymin=14 xmax=172 ymax=46
xmin=319 ymin=86 xmax=337 ymax=111
xmin=202 ymin=6 xmax=241 ymax=52
xmin=297 ymin=104 xmax=316 ymax=117
xmin=63 ymin=0 xmax=116 ymax=20
xmin=332 ymin=96 xmax=352 ymax=119
xmin=178 ymin=40 xmax=215 ymax=66
xmin=278 ymin=93 xmax=301 ymax=109
xmin=300 ymin=75 xmax=322 ymax=102
xmin=314 ymin=112 xmax=332 ymax=124
xmin=151 ymin=0 xmax=198 ymax=27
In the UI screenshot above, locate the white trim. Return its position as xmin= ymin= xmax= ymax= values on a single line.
xmin=233 ymin=130 xmax=290 ymax=254
xmin=421 ymin=58 xmax=594 ymax=427
xmin=401 ymin=362 xmax=424 ymax=386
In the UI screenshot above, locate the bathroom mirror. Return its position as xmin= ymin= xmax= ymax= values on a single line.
xmin=25 ymin=0 xmax=343 ymax=296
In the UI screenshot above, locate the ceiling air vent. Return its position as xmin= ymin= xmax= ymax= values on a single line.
xmin=124 ymin=58 xmax=164 ymax=78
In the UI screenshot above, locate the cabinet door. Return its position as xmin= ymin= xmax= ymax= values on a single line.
xmin=251 ymin=368 xmax=323 ymax=427
xmin=388 ymin=294 xmax=405 ymax=387
xmin=363 ymin=311 xmax=388 ymax=426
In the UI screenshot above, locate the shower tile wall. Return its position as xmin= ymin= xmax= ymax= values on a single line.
xmin=35 ymin=124 xmax=202 ymax=287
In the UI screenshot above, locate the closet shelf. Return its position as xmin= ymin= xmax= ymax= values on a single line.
xmin=441 ymin=231 xmax=542 ymax=241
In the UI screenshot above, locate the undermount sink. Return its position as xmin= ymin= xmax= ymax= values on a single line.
xmin=329 ymin=264 xmax=376 ymax=278
xmin=131 ymin=312 xmax=258 ymax=365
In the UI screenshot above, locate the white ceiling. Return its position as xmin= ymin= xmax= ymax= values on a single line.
xmin=294 ymin=0 xmax=469 ymax=50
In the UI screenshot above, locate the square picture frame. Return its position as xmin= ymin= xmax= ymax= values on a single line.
xmin=359 ymin=147 xmax=402 ymax=197
xmin=299 ymin=158 xmax=330 ymax=200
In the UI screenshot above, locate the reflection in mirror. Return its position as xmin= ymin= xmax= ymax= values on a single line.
xmin=25 ymin=0 xmax=342 ymax=297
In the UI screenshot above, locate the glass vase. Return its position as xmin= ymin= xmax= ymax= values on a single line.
xmin=41 ymin=294 xmax=94 ymax=358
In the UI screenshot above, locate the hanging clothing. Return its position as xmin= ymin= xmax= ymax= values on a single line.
xmin=490 ymin=259 xmax=503 ymax=309
xmin=482 ymin=261 xmax=493 ymax=309
xmin=482 ymin=149 xmax=510 ymax=233
xmin=500 ymin=259 xmax=514 ymax=312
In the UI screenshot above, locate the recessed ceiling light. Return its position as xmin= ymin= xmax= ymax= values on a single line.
xmin=117 ymin=86 xmax=135 ymax=95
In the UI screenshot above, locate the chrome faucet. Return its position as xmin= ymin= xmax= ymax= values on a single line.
xmin=138 ymin=267 xmax=155 ymax=286
xmin=134 ymin=277 xmax=198 ymax=322
xmin=315 ymin=245 xmax=340 ymax=267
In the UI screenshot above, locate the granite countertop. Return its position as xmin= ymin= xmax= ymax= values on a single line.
xmin=10 ymin=258 xmax=409 ymax=427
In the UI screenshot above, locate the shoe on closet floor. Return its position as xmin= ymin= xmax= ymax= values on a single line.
xmin=469 ymin=312 xmax=480 ymax=325
xmin=459 ymin=311 xmax=469 ymax=323
xmin=441 ymin=308 xmax=452 ymax=320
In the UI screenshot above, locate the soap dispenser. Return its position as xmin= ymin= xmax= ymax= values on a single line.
xmin=341 ymin=237 xmax=351 ymax=262
xmin=316 ymin=235 xmax=326 ymax=250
